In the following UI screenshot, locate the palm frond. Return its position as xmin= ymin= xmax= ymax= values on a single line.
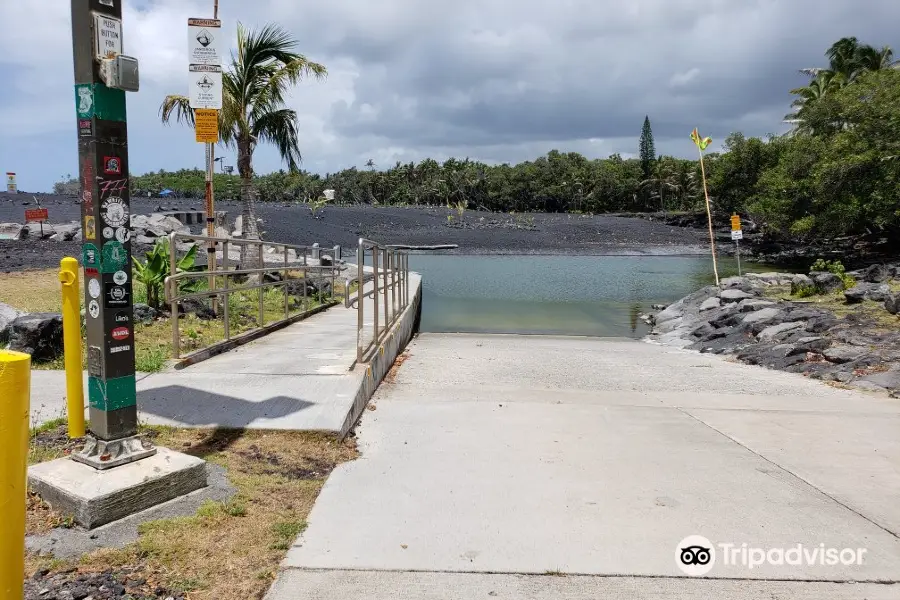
xmin=253 ymin=108 xmax=302 ymax=172
xmin=159 ymin=95 xmax=194 ymax=127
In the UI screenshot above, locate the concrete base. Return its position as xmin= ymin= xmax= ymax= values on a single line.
xmin=28 ymin=447 xmax=208 ymax=529
xmin=72 ymin=434 xmax=157 ymax=470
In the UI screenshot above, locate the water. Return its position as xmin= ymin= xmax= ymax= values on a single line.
xmin=410 ymin=254 xmax=774 ymax=338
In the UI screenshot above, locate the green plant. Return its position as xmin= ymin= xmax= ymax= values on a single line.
xmin=136 ymin=345 xmax=168 ymax=373
xmin=793 ymin=284 xmax=816 ymax=298
xmin=132 ymin=238 xmax=201 ymax=310
xmin=309 ymin=195 xmax=330 ymax=218
xmin=810 ymin=259 xmax=855 ymax=289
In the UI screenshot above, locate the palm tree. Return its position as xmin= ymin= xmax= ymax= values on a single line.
xmin=160 ymin=23 xmax=326 ymax=245
xmin=788 ymin=38 xmax=897 ymax=130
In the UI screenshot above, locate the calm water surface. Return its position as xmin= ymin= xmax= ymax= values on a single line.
xmin=409 ymin=254 xmax=773 ymax=338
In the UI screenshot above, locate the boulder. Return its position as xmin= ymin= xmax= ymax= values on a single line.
xmin=810 ymin=271 xmax=844 ymax=294
xmin=742 ymin=307 xmax=783 ymax=325
xmin=0 ymin=302 xmax=23 ymax=343
xmin=737 ymin=299 xmax=776 ymax=313
xmin=7 ymin=313 xmax=63 ymax=361
xmin=720 ymin=289 xmax=754 ymax=303
xmin=823 ymin=345 xmax=867 ymax=364
xmin=885 ymin=292 xmax=900 ymax=315
xmin=790 ymin=336 xmax=831 ymax=355
xmin=699 ymin=297 xmax=720 ymax=312
xmin=757 ymin=321 xmax=804 ymax=343
xmin=133 ymin=303 xmax=158 ymax=324
xmin=790 ymin=274 xmax=814 ymax=295
xmin=24 ymin=223 xmax=56 ymax=239
xmin=863 ymin=264 xmax=889 ymax=283
xmin=47 ymin=221 xmax=81 ymax=241
xmin=844 ymin=283 xmax=891 ymax=303
xmin=861 ymin=370 xmax=900 ymax=391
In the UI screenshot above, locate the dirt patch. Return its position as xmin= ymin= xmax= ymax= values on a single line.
xmin=26 ymin=427 xmax=358 ymax=600
xmin=384 ymin=350 xmax=411 ymax=384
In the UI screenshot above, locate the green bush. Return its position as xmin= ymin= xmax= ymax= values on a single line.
xmin=810 ymin=259 xmax=855 ymax=290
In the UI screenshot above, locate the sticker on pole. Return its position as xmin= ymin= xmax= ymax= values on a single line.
xmin=189 ymin=65 xmax=222 ymax=109
xmin=102 ymin=240 xmax=127 ymax=273
xmin=94 ymin=14 xmax=123 ymax=60
xmin=88 ymin=300 xmax=100 ymax=319
xmin=731 ymin=230 xmax=743 ymax=241
xmin=188 ymin=18 xmax=222 ymax=66
xmin=195 ymin=108 xmax=219 ymax=143
xmin=101 ymin=196 xmax=129 ymax=227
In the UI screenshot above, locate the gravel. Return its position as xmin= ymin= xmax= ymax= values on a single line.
xmin=0 ymin=194 xmax=708 ymax=270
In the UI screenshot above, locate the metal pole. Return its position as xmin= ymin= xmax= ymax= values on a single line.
xmin=204 ymin=0 xmax=219 ymax=314
xmin=736 ymin=238 xmax=742 ymax=277
xmin=222 ymin=240 xmax=230 ymax=340
xmin=58 ymin=257 xmax=85 ymax=438
xmin=258 ymin=241 xmax=265 ymax=327
xmin=373 ymin=246 xmax=380 ymax=343
xmin=357 ymin=239 xmax=363 ymax=363
xmin=382 ymin=248 xmax=389 ymax=330
xmin=284 ymin=246 xmax=289 ymax=319
xmin=72 ymin=0 xmax=140 ymax=444
xmin=170 ymin=235 xmax=180 ymax=359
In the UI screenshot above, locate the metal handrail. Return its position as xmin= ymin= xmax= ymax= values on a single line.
xmin=163 ymin=232 xmax=345 ymax=360
xmin=356 ymin=238 xmax=409 ymax=363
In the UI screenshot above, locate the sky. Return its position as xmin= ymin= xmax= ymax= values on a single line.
xmin=1 ymin=0 xmax=898 ymax=193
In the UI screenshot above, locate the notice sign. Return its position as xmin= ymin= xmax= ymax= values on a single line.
xmin=5 ymin=172 xmax=16 ymax=193
xmin=188 ymin=18 xmax=222 ymax=66
xmin=189 ymin=64 xmax=222 ymax=109
xmin=731 ymin=214 xmax=741 ymax=231
xmin=25 ymin=208 xmax=49 ymax=223
xmin=94 ymin=14 xmax=123 ymax=60
xmin=195 ymin=108 xmax=219 ymax=143
xmin=731 ymin=230 xmax=743 ymax=241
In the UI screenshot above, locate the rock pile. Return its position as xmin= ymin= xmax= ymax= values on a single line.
xmin=0 ymin=213 xmax=193 ymax=245
xmin=648 ymin=269 xmax=900 ymax=396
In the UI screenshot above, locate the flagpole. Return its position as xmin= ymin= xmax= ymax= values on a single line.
xmin=697 ymin=145 xmax=719 ymax=286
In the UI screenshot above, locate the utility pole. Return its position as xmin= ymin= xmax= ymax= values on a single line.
xmin=205 ymin=0 xmax=219 ymax=296
xmin=71 ymin=0 xmax=153 ymax=467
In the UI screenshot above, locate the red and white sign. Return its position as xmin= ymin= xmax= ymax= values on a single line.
xmin=111 ymin=326 xmax=130 ymax=341
xmin=24 ymin=208 xmax=48 ymax=223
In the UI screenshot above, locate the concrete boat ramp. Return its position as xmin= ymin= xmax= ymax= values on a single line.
xmin=27 ymin=284 xmax=900 ymax=599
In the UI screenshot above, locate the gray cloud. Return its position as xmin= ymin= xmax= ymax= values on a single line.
xmin=1 ymin=0 xmax=899 ymax=191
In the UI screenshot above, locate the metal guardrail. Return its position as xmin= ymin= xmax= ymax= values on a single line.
xmin=353 ymin=238 xmax=409 ymax=363
xmin=163 ymin=232 xmax=345 ymax=360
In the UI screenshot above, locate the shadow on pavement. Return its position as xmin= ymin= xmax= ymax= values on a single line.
xmin=137 ymin=385 xmax=315 ymax=428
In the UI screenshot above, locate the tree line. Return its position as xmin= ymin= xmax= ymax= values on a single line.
xmin=56 ymin=36 xmax=900 ymax=241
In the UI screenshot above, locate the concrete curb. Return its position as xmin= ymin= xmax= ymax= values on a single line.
xmin=339 ymin=275 xmax=422 ymax=439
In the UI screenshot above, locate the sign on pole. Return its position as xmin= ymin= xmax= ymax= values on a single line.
xmin=731 ymin=214 xmax=741 ymax=231
xmin=194 ymin=109 xmax=219 ymax=143
xmin=5 ymin=172 xmax=16 ymax=193
xmin=731 ymin=230 xmax=743 ymax=241
xmin=188 ymin=18 xmax=222 ymax=65
xmin=25 ymin=208 xmax=48 ymax=223
xmin=189 ymin=65 xmax=222 ymax=109
xmin=94 ymin=14 xmax=123 ymax=60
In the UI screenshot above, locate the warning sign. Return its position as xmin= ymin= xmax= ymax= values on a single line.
xmin=25 ymin=208 xmax=49 ymax=223
xmin=189 ymin=64 xmax=222 ymax=109
xmin=731 ymin=214 xmax=741 ymax=231
xmin=195 ymin=108 xmax=219 ymax=143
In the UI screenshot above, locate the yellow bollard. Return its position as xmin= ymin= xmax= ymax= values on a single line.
xmin=0 ymin=349 xmax=30 ymax=599
xmin=59 ymin=257 xmax=85 ymax=438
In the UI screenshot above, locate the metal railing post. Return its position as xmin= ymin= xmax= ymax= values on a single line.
xmin=170 ymin=233 xmax=180 ymax=359
xmin=222 ymin=240 xmax=230 ymax=340
xmin=382 ymin=248 xmax=389 ymax=332
xmin=373 ymin=245 xmax=380 ymax=343
xmin=357 ymin=239 xmax=364 ymax=363
xmin=258 ymin=241 xmax=265 ymax=327
xmin=284 ymin=245 xmax=289 ymax=320
xmin=303 ymin=247 xmax=308 ymax=308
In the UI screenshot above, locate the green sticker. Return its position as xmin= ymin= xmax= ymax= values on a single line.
xmin=88 ymin=375 xmax=136 ymax=412
xmin=75 ymin=83 xmax=126 ymax=122
xmin=101 ymin=240 xmax=127 ymax=273
xmin=82 ymin=243 xmax=100 ymax=269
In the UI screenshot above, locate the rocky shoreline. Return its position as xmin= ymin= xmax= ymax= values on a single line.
xmin=645 ymin=265 xmax=900 ymax=397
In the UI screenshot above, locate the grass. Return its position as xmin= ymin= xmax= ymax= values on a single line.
xmin=764 ymin=282 xmax=900 ymax=329
xmin=1 ymin=268 xmax=339 ymax=372
xmin=26 ymin=426 xmax=358 ymax=600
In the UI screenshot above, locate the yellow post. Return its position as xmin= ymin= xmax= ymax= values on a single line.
xmin=59 ymin=257 xmax=85 ymax=438
xmin=0 ymin=349 xmax=30 ymax=599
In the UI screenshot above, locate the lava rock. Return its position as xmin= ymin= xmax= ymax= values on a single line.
xmin=0 ymin=301 xmax=22 ymax=344
xmin=810 ymin=271 xmax=844 ymax=294
xmin=699 ymin=297 xmax=720 ymax=312
xmin=737 ymin=299 xmax=776 ymax=313
xmin=886 ymin=292 xmax=900 ymax=315
xmin=720 ymin=289 xmax=754 ymax=303
xmin=790 ymin=274 xmax=814 ymax=295
xmin=7 ymin=313 xmax=63 ymax=361
xmin=757 ymin=321 xmax=805 ymax=343
xmin=863 ymin=263 xmax=889 ymax=283
xmin=844 ymin=282 xmax=891 ymax=304
xmin=823 ymin=345 xmax=867 ymax=364
xmin=132 ymin=303 xmax=158 ymax=324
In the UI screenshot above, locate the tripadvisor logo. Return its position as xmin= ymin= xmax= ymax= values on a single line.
xmin=676 ymin=535 xmax=867 ymax=576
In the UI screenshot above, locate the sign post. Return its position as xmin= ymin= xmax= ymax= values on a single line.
xmin=70 ymin=0 xmax=153 ymax=468
xmin=188 ymin=9 xmax=222 ymax=310
xmin=731 ymin=214 xmax=743 ymax=277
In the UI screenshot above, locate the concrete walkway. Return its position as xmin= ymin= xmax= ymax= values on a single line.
xmin=29 ymin=272 xmax=421 ymax=434
xmin=268 ymin=334 xmax=900 ymax=599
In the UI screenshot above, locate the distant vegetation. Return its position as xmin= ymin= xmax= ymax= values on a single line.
xmin=53 ymin=37 xmax=899 ymax=242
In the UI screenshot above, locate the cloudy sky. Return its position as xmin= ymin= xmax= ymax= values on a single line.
xmin=1 ymin=0 xmax=898 ymax=192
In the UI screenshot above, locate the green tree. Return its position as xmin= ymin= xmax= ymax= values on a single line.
xmin=160 ymin=24 xmax=326 ymax=243
xmin=639 ymin=116 xmax=656 ymax=180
